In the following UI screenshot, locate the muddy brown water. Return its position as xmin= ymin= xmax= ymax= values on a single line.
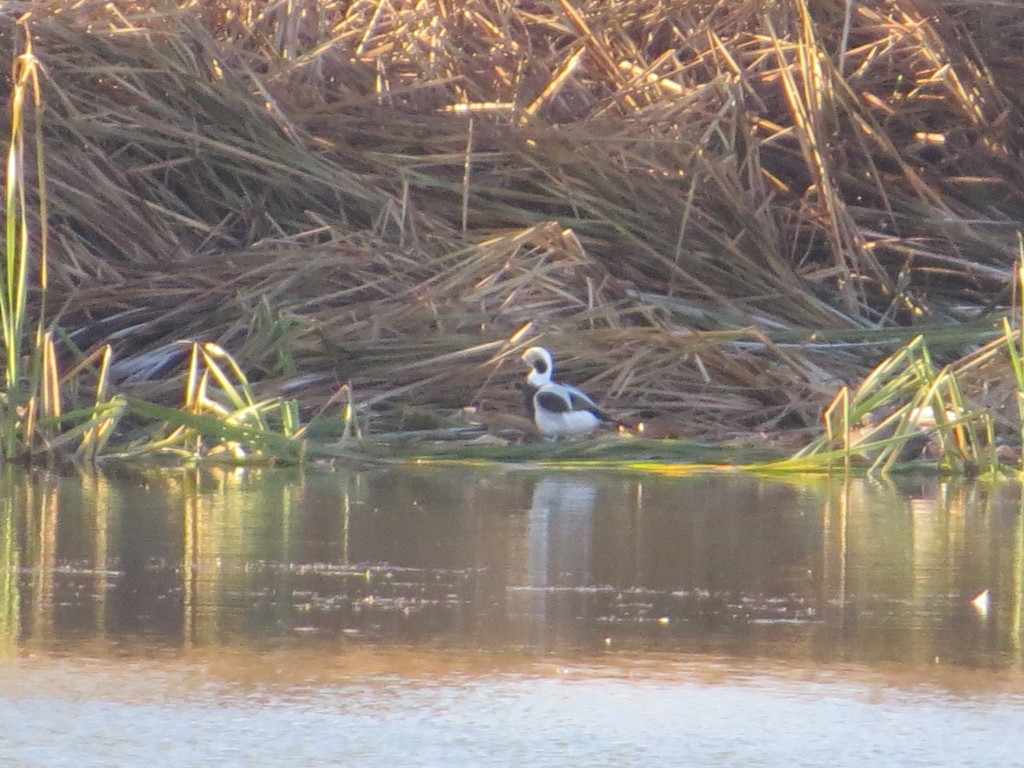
xmin=1 ymin=464 xmax=1022 ymax=767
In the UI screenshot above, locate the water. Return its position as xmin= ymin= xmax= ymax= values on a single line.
xmin=1 ymin=464 xmax=1023 ymax=766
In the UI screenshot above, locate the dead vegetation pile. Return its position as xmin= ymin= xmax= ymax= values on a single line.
xmin=3 ymin=0 xmax=1024 ymax=435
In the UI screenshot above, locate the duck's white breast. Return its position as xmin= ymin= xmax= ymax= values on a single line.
xmin=534 ymin=406 xmax=601 ymax=437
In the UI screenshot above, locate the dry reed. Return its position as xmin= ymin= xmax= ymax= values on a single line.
xmin=2 ymin=0 xmax=1023 ymax=443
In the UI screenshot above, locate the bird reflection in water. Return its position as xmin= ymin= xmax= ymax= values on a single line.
xmin=507 ymin=476 xmax=598 ymax=650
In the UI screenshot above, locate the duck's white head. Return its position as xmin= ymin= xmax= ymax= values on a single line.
xmin=521 ymin=346 xmax=554 ymax=388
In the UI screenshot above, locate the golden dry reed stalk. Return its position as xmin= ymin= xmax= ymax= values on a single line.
xmin=1 ymin=15 xmax=48 ymax=460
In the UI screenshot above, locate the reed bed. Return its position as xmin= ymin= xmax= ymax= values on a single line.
xmin=2 ymin=0 xmax=1024 ymax=462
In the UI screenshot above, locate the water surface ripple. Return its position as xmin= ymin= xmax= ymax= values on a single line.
xmin=1 ymin=465 xmax=1021 ymax=766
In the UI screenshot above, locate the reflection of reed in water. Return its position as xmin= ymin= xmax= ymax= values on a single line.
xmin=822 ymin=477 xmax=1024 ymax=668
xmin=0 ymin=479 xmax=24 ymax=655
